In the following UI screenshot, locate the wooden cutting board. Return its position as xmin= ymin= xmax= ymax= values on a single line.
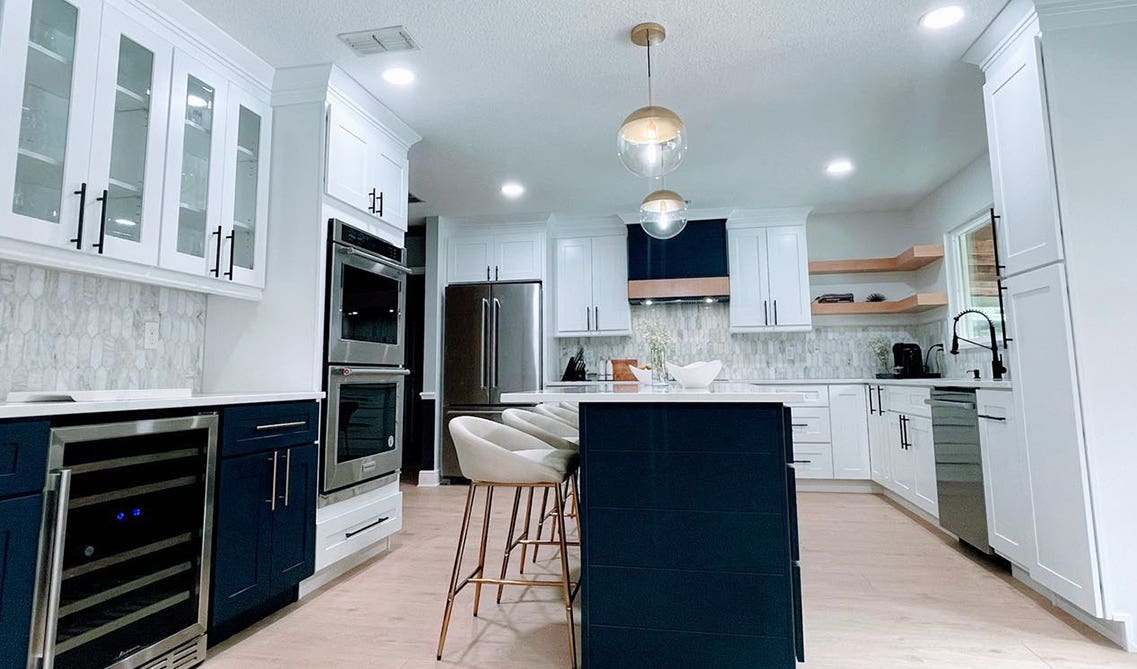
xmin=611 ymin=359 xmax=638 ymax=382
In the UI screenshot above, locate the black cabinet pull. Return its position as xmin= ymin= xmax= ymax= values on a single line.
xmin=376 ymin=190 xmax=384 ymax=217
xmin=867 ymin=386 xmax=876 ymax=415
xmin=763 ymin=300 xmax=769 ymax=326
xmin=978 ymin=414 xmax=1007 ymax=422
xmin=899 ymin=415 xmax=909 ymax=450
xmin=486 ymin=266 xmax=490 ymax=281
xmin=224 ymin=230 xmax=235 ymax=280
xmin=495 ymin=265 xmax=499 ymax=281
xmin=774 ymin=299 xmax=779 ymax=324
xmin=345 ymin=517 xmax=389 ymax=539
xmin=91 ymin=189 xmax=108 ymax=254
xmin=368 ymin=188 xmax=377 ymax=214
xmin=210 ymin=225 xmax=223 ymax=276
xmin=71 ymin=183 xmax=87 ymax=249
xmin=792 ymin=459 xmax=812 ymax=464
xmin=877 ymin=386 xmax=884 ymax=412
xmin=791 ymin=423 xmax=808 ymax=428
xmin=989 ymin=208 xmax=1012 ymax=349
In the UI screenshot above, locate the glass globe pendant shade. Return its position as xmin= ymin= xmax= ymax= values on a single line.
xmin=640 ymin=189 xmax=688 ymax=240
xmin=617 ymin=105 xmax=687 ymax=178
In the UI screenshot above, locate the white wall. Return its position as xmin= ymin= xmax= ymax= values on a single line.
xmin=909 ymin=154 xmax=994 ymax=293
xmin=1040 ymin=11 xmax=1137 ymax=646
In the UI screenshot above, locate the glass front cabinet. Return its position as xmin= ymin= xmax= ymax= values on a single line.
xmin=0 ymin=0 xmax=273 ymax=290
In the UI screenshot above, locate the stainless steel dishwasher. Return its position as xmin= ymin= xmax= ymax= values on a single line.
xmin=926 ymin=389 xmax=992 ymax=552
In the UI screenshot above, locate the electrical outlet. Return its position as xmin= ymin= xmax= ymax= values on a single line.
xmin=144 ymin=321 xmax=160 ymax=350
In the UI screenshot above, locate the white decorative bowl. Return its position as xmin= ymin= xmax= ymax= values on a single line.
xmin=665 ymin=360 xmax=723 ymax=388
xmin=627 ymin=365 xmax=654 ymax=384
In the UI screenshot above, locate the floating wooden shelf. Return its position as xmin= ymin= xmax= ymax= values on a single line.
xmin=811 ymin=292 xmax=948 ymax=315
xmin=809 ymin=244 xmax=944 ymax=275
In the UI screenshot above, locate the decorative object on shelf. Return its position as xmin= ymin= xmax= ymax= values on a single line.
xmin=866 ymin=292 xmax=886 ymax=302
xmin=814 ymin=293 xmax=855 ymax=304
xmin=617 ymin=22 xmax=686 ymax=178
xmin=665 ymin=360 xmax=722 ymax=389
xmin=639 ymin=319 xmax=672 ymax=385
xmin=640 ymin=188 xmax=688 ymax=240
xmin=870 ymin=337 xmax=892 ymax=375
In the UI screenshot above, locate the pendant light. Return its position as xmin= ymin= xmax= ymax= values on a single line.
xmin=617 ymin=22 xmax=687 ymax=178
xmin=640 ymin=187 xmax=688 ymax=240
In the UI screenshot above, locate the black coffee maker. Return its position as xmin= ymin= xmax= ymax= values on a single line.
xmin=892 ymin=343 xmax=924 ymax=378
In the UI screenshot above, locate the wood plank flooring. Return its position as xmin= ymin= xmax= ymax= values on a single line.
xmin=204 ymin=485 xmax=1137 ymax=668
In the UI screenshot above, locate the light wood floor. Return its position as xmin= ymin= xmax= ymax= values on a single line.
xmin=204 ymin=485 xmax=1137 ymax=668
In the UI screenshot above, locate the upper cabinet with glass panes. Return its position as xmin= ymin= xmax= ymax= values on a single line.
xmin=0 ymin=0 xmax=274 ymax=296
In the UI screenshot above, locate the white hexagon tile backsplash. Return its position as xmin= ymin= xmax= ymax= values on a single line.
xmin=0 ymin=262 xmax=206 ymax=398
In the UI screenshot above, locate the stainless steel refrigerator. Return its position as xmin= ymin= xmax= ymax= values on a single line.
xmin=441 ymin=281 xmax=542 ymax=478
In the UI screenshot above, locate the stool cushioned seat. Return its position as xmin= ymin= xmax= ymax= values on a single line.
xmin=503 ymin=408 xmax=579 ymax=451
xmin=449 ymin=416 xmax=576 ymax=484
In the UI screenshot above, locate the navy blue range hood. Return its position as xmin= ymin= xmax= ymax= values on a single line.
xmin=626 ymin=219 xmax=730 ymax=304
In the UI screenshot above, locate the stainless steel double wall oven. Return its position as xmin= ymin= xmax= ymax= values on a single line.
xmin=323 ymin=221 xmax=409 ymax=502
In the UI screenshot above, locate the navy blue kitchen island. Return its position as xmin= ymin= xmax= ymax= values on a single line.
xmin=503 ymin=384 xmax=806 ymax=668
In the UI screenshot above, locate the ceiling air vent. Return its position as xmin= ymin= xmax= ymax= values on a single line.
xmin=338 ymin=26 xmax=420 ymax=56
xmin=408 ymin=193 xmax=422 ymax=204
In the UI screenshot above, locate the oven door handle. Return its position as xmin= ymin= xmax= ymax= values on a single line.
xmin=334 ymin=243 xmax=410 ymax=274
xmin=331 ymin=367 xmax=411 ymax=377
xmin=40 ymin=469 xmax=73 ymax=669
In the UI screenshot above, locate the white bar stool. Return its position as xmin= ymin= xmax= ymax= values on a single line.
xmin=534 ymin=404 xmax=579 ymax=429
xmin=438 ymin=416 xmax=580 ymax=668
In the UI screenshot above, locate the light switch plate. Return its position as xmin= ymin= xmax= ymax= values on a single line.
xmin=144 ymin=321 xmax=160 ymax=350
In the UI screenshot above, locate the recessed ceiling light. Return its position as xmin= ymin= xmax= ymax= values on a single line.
xmin=501 ymin=182 xmax=525 ymax=198
xmin=920 ymin=5 xmax=965 ymax=30
xmin=382 ymin=67 xmax=415 ymax=85
xmin=826 ymin=158 xmax=855 ymax=177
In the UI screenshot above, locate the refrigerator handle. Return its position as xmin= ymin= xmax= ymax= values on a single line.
xmin=492 ymin=298 xmax=502 ymax=387
xmin=480 ymin=298 xmax=489 ymax=389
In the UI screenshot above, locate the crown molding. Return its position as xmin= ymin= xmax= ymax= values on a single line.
xmin=963 ymin=0 xmax=1038 ymax=69
xmin=1035 ymin=0 xmax=1137 ymax=30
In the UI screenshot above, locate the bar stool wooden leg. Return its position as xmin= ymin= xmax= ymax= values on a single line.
xmin=472 ymin=485 xmax=495 ymax=617
xmin=532 ymin=486 xmax=550 ymax=563
xmin=496 ymin=486 xmax=523 ymax=604
xmin=571 ymin=473 xmax=582 ymax=537
xmin=437 ymin=483 xmax=478 ymax=661
xmin=554 ymin=484 xmax=578 ymax=669
xmin=519 ymin=487 xmax=534 ymax=574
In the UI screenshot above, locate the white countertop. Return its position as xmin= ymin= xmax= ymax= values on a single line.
xmin=547 ymin=377 xmax=1014 ymax=391
xmin=0 ymin=391 xmax=324 ymax=420
xmin=502 ymin=383 xmax=806 ymax=404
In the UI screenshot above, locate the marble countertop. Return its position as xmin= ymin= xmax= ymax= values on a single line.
xmin=547 ymin=377 xmax=1014 ymax=391
xmin=0 ymin=391 xmax=324 ymax=420
xmin=502 ymin=383 xmax=806 ymax=404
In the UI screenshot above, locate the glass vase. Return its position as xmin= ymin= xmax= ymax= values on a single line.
xmin=651 ymin=348 xmax=668 ymax=386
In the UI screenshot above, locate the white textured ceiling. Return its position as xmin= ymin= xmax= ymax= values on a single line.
xmin=182 ymin=0 xmax=1005 ymax=220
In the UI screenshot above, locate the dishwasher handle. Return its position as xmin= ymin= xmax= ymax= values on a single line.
xmin=924 ymin=398 xmax=976 ymax=410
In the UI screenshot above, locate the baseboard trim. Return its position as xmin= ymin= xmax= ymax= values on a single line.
xmin=298 ymin=537 xmax=391 ymax=598
xmin=1010 ymin=566 xmax=1133 ymax=651
xmin=795 ymin=479 xmax=880 ymax=494
xmin=417 ymin=469 xmax=441 ymax=487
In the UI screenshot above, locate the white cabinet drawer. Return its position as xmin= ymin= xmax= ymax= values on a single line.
xmin=883 ymin=386 xmax=931 ymax=418
xmin=751 ymin=385 xmax=829 ymax=407
xmin=793 ymin=443 xmax=834 ymax=479
xmin=315 ymin=486 xmax=402 ymax=572
xmin=789 ymin=407 xmax=831 ymax=443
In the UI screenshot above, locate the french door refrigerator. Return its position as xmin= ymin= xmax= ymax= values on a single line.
xmin=441 ymin=281 xmax=542 ymax=478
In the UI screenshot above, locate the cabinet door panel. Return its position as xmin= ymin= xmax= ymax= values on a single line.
xmin=0 ymin=0 xmax=101 ymax=247
xmin=555 ymin=237 xmax=592 ymax=334
xmin=830 ymin=385 xmax=870 ymax=479
xmin=868 ymin=410 xmax=891 ymax=486
xmin=907 ymin=415 xmax=939 ymax=517
xmin=85 ymin=6 xmax=171 ymax=265
xmin=447 ymin=234 xmax=492 ymax=283
xmin=1004 ymin=265 xmax=1101 ymax=615
xmin=728 ymin=227 xmax=769 ymax=329
xmin=325 ymin=101 xmax=374 ymax=215
xmin=160 ymin=51 xmax=228 ymax=277
xmin=270 ymin=444 xmax=317 ymax=593
xmin=765 ymin=225 xmax=811 ymax=327
xmin=983 ymin=34 xmax=1064 ymax=276
xmin=590 ymin=234 xmax=631 ymax=334
xmin=494 ymin=231 xmax=543 ymax=281
xmin=977 ymin=390 xmax=1035 ymax=567
xmin=371 ymin=134 xmax=408 ymax=231
xmin=0 ymin=493 xmax=44 ymax=664
xmin=211 ymin=451 xmax=275 ymax=629
xmin=220 ymin=85 xmax=271 ymax=287
xmin=888 ymin=413 xmax=914 ymax=497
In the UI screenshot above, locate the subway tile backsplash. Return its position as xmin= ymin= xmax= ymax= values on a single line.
xmin=557 ymin=304 xmax=1000 ymax=381
xmin=0 ymin=262 xmax=205 ymax=398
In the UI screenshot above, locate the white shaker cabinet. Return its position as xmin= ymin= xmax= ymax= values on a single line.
xmin=218 ymin=85 xmax=271 ymax=287
xmin=982 ymin=22 xmax=1064 ymax=277
xmin=907 ymin=414 xmax=939 ymax=518
xmin=1004 ymin=264 xmax=1102 ymax=615
xmin=830 ymin=385 xmax=871 ymax=480
xmin=554 ymin=234 xmax=630 ymax=337
xmin=727 ymin=222 xmax=811 ymax=332
xmin=976 ymin=389 xmax=1035 ymax=569
xmin=866 ymin=385 xmax=892 ymax=487
xmin=325 ymin=99 xmax=409 ymax=232
xmin=159 ymin=51 xmax=229 ymax=277
xmin=447 ymin=228 xmax=545 ymax=284
xmin=0 ymin=0 xmax=102 ymax=248
xmin=494 ymin=231 xmax=544 ymax=282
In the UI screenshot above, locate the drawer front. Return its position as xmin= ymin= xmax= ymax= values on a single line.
xmin=788 ymin=407 xmax=831 ymax=443
xmin=315 ymin=489 xmax=402 ymax=571
xmin=222 ymin=402 xmax=319 ymax=457
xmin=587 ymin=625 xmax=794 ymax=669
xmin=587 ymin=508 xmax=788 ymax=573
xmin=792 ymin=444 xmax=834 ymax=479
xmin=751 ymin=385 xmax=828 ymax=407
xmin=883 ymin=386 xmax=931 ymax=418
xmin=581 ymin=404 xmax=787 ymax=455
xmin=0 ymin=420 xmax=49 ymax=498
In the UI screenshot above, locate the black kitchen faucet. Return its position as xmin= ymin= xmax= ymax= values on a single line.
xmin=950 ymin=309 xmax=1007 ymax=381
